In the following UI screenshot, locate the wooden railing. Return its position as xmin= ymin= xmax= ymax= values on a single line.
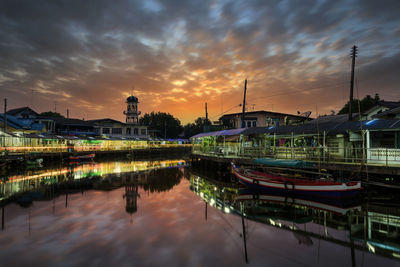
xmin=192 ymin=146 xmax=400 ymax=167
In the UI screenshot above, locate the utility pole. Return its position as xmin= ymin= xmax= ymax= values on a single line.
xmin=241 ymin=79 xmax=248 ymax=128
xmin=164 ymin=120 xmax=167 ymax=139
xmin=3 ymin=98 xmax=7 ymax=134
xmin=205 ymin=103 xmax=208 ymax=123
xmin=348 ymin=45 xmax=358 ymax=121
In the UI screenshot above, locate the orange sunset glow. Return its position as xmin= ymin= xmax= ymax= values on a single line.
xmin=1 ymin=0 xmax=399 ymax=124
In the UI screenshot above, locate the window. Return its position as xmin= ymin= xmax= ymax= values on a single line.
xmin=327 ymin=140 xmax=339 ymax=153
xmin=371 ymin=131 xmax=396 ymax=148
xmin=112 ymin=128 xmax=122 ymax=134
xmin=126 ymin=128 xmax=131 ymax=135
xmin=141 ymin=129 xmax=146 ymax=135
xmin=252 ymin=121 xmax=257 ymax=127
xmin=247 ymin=121 xmax=252 ymax=128
xmin=134 ymin=128 xmax=139 ymax=135
xmin=102 ymin=128 xmax=110 ymax=134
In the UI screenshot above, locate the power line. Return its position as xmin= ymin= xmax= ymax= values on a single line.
xmin=246 ymin=82 xmax=347 ymax=103
xmin=210 ymin=103 xmax=242 ymax=120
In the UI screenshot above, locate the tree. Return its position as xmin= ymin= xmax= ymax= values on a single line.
xmin=139 ymin=112 xmax=183 ymax=139
xmin=338 ymin=94 xmax=381 ymax=115
xmin=39 ymin=111 xmax=65 ymax=118
xmin=183 ymin=117 xmax=210 ymax=138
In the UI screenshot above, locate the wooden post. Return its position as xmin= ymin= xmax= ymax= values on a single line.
xmin=241 ymin=80 xmax=248 ymax=128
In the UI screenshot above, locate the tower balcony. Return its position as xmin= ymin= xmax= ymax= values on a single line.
xmin=124 ymin=111 xmax=141 ymax=115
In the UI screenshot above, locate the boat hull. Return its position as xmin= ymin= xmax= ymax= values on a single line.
xmin=69 ymin=153 xmax=95 ymax=161
xmin=232 ymin=164 xmax=362 ymax=198
xmin=235 ymin=189 xmax=362 ymax=215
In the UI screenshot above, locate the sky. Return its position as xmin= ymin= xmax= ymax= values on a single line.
xmin=1 ymin=0 xmax=400 ymax=124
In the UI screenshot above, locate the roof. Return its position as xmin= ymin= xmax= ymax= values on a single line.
xmin=87 ymin=118 xmax=125 ymax=126
xmin=6 ymin=107 xmax=39 ymax=116
xmin=52 ymin=117 xmax=94 ymax=126
xmin=378 ymin=101 xmax=400 ymax=110
xmin=219 ymin=110 xmax=312 ymax=120
xmin=126 ymin=96 xmax=138 ymax=102
xmin=305 ymin=114 xmax=359 ymax=124
xmin=373 ymin=106 xmax=400 ymax=118
xmin=190 ymin=128 xmax=246 ymax=139
xmin=191 ymin=119 xmax=400 ymax=138
xmin=0 ymin=114 xmax=44 ymax=131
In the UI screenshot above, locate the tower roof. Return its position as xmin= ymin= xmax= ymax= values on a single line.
xmin=126 ymin=96 xmax=138 ymax=103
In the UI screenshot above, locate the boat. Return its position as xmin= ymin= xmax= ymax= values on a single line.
xmin=26 ymin=158 xmax=43 ymax=166
xmin=231 ymin=163 xmax=362 ymax=198
xmin=69 ymin=153 xmax=95 ymax=161
xmin=234 ymin=189 xmax=362 ymax=215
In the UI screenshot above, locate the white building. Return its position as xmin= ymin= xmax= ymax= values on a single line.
xmin=89 ymin=95 xmax=148 ymax=138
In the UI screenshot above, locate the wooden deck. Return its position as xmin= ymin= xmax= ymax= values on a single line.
xmin=191 ymin=153 xmax=400 ymax=177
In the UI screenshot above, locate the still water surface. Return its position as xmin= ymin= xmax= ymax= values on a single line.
xmin=0 ymin=159 xmax=399 ymax=266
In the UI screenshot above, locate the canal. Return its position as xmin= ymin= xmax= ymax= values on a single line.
xmin=0 ymin=158 xmax=399 ymax=266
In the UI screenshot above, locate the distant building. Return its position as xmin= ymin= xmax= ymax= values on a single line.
xmin=6 ymin=106 xmax=38 ymax=119
xmin=89 ymin=118 xmax=148 ymax=138
xmin=6 ymin=107 xmax=56 ymax=133
xmin=0 ymin=113 xmax=45 ymax=134
xmin=51 ymin=117 xmax=95 ymax=135
xmin=124 ymin=96 xmax=141 ymax=125
xmin=219 ymin=110 xmax=313 ymax=129
xmin=88 ymin=95 xmax=148 ymax=138
xmin=1 ymin=95 xmax=149 ymax=138
xmin=364 ymin=101 xmax=400 ymax=120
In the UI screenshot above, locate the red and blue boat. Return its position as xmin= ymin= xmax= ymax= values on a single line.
xmin=69 ymin=153 xmax=95 ymax=163
xmin=231 ymin=163 xmax=362 ymax=198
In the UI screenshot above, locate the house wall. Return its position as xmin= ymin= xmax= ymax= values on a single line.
xmin=97 ymin=123 xmax=148 ymax=137
xmin=228 ymin=113 xmax=296 ymax=129
xmin=362 ymin=106 xmax=390 ymax=120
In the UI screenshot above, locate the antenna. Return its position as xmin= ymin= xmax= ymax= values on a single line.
xmin=31 ymin=89 xmax=34 ymax=108
xmin=300 ymin=111 xmax=312 ymax=119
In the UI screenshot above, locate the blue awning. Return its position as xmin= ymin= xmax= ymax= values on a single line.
xmin=190 ymin=128 xmax=246 ymax=139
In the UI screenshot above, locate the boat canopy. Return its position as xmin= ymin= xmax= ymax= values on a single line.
xmin=253 ymin=158 xmax=314 ymax=168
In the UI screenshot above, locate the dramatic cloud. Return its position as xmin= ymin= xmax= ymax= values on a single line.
xmin=0 ymin=0 xmax=399 ymax=123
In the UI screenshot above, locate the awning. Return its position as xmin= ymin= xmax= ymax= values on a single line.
xmin=190 ymin=128 xmax=246 ymax=139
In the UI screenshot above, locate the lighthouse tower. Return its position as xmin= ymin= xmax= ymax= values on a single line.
xmin=124 ymin=96 xmax=141 ymax=124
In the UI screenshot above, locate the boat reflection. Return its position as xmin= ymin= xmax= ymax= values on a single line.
xmin=189 ymin=168 xmax=400 ymax=262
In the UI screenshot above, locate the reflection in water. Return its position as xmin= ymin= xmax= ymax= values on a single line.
xmin=189 ymin=168 xmax=400 ymax=264
xmin=0 ymin=161 xmax=399 ymax=266
xmin=0 ymin=159 xmax=185 ymax=230
xmin=0 ymin=159 xmax=186 ymax=202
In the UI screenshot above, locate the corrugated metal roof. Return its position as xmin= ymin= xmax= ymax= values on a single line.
xmin=191 ymin=119 xmax=400 ymax=139
xmin=191 ymin=128 xmax=246 ymax=139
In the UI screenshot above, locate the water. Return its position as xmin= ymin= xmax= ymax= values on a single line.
xmin=0 ymin=159 xmax=399 ymax=266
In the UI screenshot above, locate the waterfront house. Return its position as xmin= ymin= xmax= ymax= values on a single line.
xmin=219 ymin=110 xmax=313 ymax=129
xmin=191 ymin=118 xmax=400 ymax=167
